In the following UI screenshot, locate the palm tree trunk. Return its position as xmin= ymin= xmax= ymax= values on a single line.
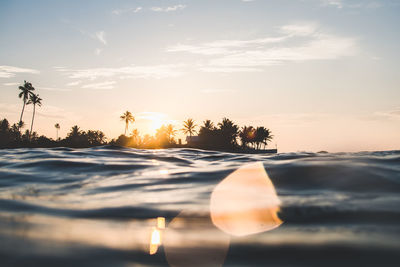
xmin=30 ymin=104 xmax=35 ymax=140
xmin=56 ymin=129 xmax=59 ymax=140
xmin=19 ymin=100 xmax=26 ymax=125
xmin=125 ymin=122 xmax=128 ymax=135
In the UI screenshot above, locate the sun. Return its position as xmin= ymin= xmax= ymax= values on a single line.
xmin=150 ymin=117 xmax=164 ymax=133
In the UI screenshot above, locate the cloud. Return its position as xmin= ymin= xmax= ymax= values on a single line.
xmin=280 ymin=23 xmax=318 ymax=36
xmin=0 ymin=65 xmax=39 ymax=78
xmin=95 ymin=48 xmax=102 ymax=56
xmin=201 ymin=88 xmax=236 ymax=94
xmin=95 ymin=31 xmax=107 ymax=45
xmin=66 ymin=81 xmax=82 ymax=86
xmin=151 ymin=4 xmax=186 ymax=12
xmin=82 ymin=81 xmax=116 ymax=90
xmin=57 ymin=64 xmax=185 ymax=80
xmin=167 ymin=36 xmax=288 ymax=55
xmin=3 ymin=82 xmax=20 ymax=86
xmin=168 ymin=23 xmax=357 ymax=72
xmin=0 ymin=103 xmax=79 ymax=121
xmin=39 ymin=87 xmax=71 ymax=92
xmin=321 ymin=0 xmax=343 ymax=8
xmin=311 ymin=0 xmax=384 ymax=9
xmin=372 ymin=107 xmax=400 ymax=120
xmin=112 ymin=7 xmax=142 ymax=15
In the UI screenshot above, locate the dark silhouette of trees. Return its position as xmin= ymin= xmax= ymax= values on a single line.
xmin=27 ymin=93 xmax=42 ymax=139
xmin=18 ymin=81 xmax=35 ymax=127
xmin=239 ymin=126 xmax=255 ymax=149
xmin=1 ymin=114 xmax=274 ymax=152
xmin=120 ymin=111 xmax=135 ymax=135
xmin=217 ymin=117 xmax=239 ymax=149
xmin=182 ymin=118 xmax=197 ymax=137
xmin=86 ymin=130 xmax=106 ymax=146
xmin=55 ymin=123 xmax=60 ymax=140
xmin=63 ymin=125 xmax=106 ymax=148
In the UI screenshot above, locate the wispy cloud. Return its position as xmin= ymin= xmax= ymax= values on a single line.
xmin=57 ymin=64 xmax=185 ymax=81
xmin=66 ymin=81 xmax=82 ymax=86
xmin=321 ymin=0 xmax=343 ymax=8
xmin=112 ymin=7 xmax=142 ymax=15
xmin=82 ymin=81 xmax=116 ymax=90
xmin=167 ymin=36 xmax=288 ymax=55
xmin=201 ymin=88 xmax=236 ymax=94
xmin=150 ymin=4 xmax=186 ymax=12
xmin=280 ymin=23 xmax=318 ymax=36
xmin=95 ymin=31 xmax=107 ymax=45
xmin=372 ymin=107 xmax=400 ymax=120
xmin=94 ymin=48 xmax=103 ymax=56
xmin=310 ymin=0 xmax=384 ymax=9
xmin=168 ymin=23 xmax=357 ymax=72
xmin=0 ymin=65 xmax=39 ymax=78
xmin=39 ymin=87 xmax=71 ymax=92
xmin=3 ymin=82 xmax=20 ymax=86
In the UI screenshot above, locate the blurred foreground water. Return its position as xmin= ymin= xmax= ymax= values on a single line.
xmin=0 ymin=146 xmax=399 ymax=266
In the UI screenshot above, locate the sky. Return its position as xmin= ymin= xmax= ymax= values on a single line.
xmin=0 ymin=0 xmax=399 ymax=152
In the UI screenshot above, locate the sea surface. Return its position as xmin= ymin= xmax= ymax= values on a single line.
xmin=0 ymin=146 xmax=399 ymax=267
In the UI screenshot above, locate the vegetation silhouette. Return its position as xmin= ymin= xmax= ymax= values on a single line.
xmin=1 ymin=81 xmax=275 ymax=153
xmin=182 ymin=118 xmax=197 ymax=137
xmin=18 ymin=80 xmax=35 ymax=128
xmin=0 ymin=116 xmax=275 ymax=152
xmin=55 ymin=123 xmax=60 ymax=140
xmin=27 ymin=93 xmax=42 ymax=139
xmin=120 ymin=111 xmax=135 ymax=135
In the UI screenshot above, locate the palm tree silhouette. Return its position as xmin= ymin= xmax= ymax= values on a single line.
xmin=120 ymin=111 xmax=135 ymax=135
xmin=166 ymin=124 xmax=176 ymax=143
xmin=239 ymin=126 xmax=255 ymax=149
xmin=18 ymin=81 xmax=35 ymax=128
xmin=182 ymin=118 xmax=197 ymax=137
xmin=260 ymin=127 xmax=273 ymax=149
xmin=55 ymin=123 xmax=60 ymax=140
xmin=218 ymin=118 xmax=239 ymax=147
xmin=203 ymin=120 xmax=214 ymax=130
xmin=18 ymin=121 xmax=25 ymax=130
xmin=68 ymin=125 xmax=82 ymax=138
xmin=27 ymin=93 xmax=42 ymax=139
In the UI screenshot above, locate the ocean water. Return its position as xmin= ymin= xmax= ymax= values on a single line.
xmin=0 ymin=146 xmax=399 ymax=267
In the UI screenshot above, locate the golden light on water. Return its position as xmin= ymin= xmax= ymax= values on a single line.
xmin=149 ymin=227 xmax=161 ymax=255
xmin=149 ymin=217 xmax=166 ymax=255
xmin=210 ymin=162 xmax=282 ymax=236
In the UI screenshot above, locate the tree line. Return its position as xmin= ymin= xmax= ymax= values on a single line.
xmin=1 ymin=81 xmax=274 ymax=151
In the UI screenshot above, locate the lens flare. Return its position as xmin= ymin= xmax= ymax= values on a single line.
xmin=149 ymin=217 xmax=166 ymax=255
xmin=210 ymin=162 xmax=282 ymax=236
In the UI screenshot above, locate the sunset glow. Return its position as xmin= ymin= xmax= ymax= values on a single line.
xmin=0 ymin=0 xmax=399 ymax=152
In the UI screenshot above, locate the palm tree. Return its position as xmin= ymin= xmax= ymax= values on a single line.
xmin=68 ymin=125 xmax=82 ymax=138
xmin=218 ymin=118 xmax=239 ymax=147
xmin=261 ymin=128 xmax=273 ymax=149
xmin=166 ymin=124 xmax=176 ymax=143
xmin=26 ymin=93 xmax=42 ymax=139
xmin=55 ymin=123 xmax=60 ymax=140
xmin=239 ymin=126 xmax=255 ymax=149
xmin=203 ymin=120 xmax=214 ymax=130
xmin=18 ymin=121 xmax=25 ymax=130
xmin=130 ymin=128 xmax=141 ymax=146
xmin=18 ymin=81 xmax=35 ymax=127
xmin=120 ymin=111 xmax=135 ymax=135
xmin=182 ymin=118 xmax=197 ymax=138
